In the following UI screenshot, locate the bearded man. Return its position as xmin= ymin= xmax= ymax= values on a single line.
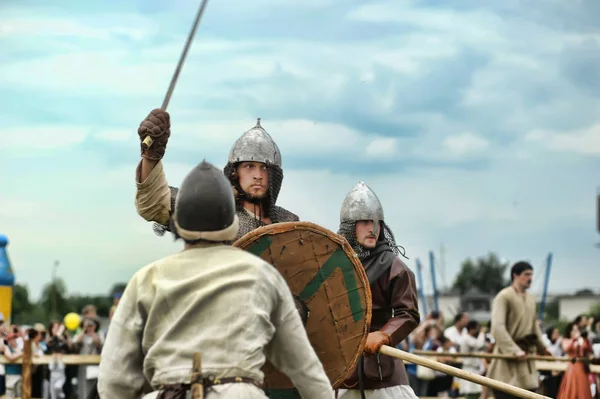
xmin=98 ymin=160 xmax=334 ymax=399
xmin=336 ymin=181 xmax=420 ymax=399
xmin=135 ymin=109 xmax=298 ymax=243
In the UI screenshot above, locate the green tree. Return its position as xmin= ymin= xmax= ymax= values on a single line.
xmin=452 ymin=252 xmax=509 ymax=295
xmin=39 ymin=277 xmax=70 ymax=321
xmin=11 ymin=284 xmax=45 ymax=325
xmin=109 ymin=282 xmax=128 ymax=298
xmin=589 ymin=302 xmax=600 ymax=317
xmin=537 ymin=297 xmax=560 ymax=322
xmin=12 ymin=284 xmax=33 ymax=316
xmin=68 ymin=295 xmax=112 ymax=318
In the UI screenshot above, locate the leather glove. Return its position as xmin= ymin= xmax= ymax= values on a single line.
xmin=138 ymin=108 xmax=171 ymax=161
xmin=364 ymin=331 xmax=390 ymax=355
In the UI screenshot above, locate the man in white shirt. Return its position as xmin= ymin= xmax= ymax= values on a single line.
xmin=98 ymin=161 xmax=334 ymax=399
xmin=444 ymin=312 xmax=469 ymax=348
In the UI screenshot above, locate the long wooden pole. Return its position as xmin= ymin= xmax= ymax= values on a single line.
xmin=21 ymin=339 xmax=32 ymax=399
xmin=191 ymin=352 xmax=203 ymax=399
xmin=379 ymin=346 xmax=550 ymax=399
xmin=413 ymin=349 xmax=596 ymax=363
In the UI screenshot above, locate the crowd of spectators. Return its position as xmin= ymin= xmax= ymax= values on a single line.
xmin=0 ymin=300 xmax=117 ymax=398
xmin=399 ymin=310 xmax=600 ymax=398
xmin=1 ymin=298 xmax=599 ymax=398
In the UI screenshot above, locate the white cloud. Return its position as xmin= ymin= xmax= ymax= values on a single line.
xmin=93 ymin=118 xmax=392 ymax=162
xmin=1 ymin=1 xmax=599 ymax=301
xmin=442 ymin=132 xmax=489 ymax=155
xmin=94 ymin=128 xmax=136 ymax=142
xmin=0 ymin=197 xmax=45 ymax=219
xmin=346 ymin=2 xmax=506 ymax=45
xmin=365 ymin=137 xmax=397 ymax=158
xmin=3 ymin=125 xmax=598 ymax=301
xmin=4 ymin=126 xmax=89 ymax=150
xmin=0 ymin=14 xmax=156 ymax=40
xmin=525 ymin=124 xmax=600 ymax=155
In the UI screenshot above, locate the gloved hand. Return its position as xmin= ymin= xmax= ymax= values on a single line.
xmin=138 ymin=108 xmax=171 ymax=160
xmin=364 ymin=331 xmax=390 ymax=355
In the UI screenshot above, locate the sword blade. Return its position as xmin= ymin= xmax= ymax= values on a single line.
xmin=162 ymin=0 xmax=211 ymax=111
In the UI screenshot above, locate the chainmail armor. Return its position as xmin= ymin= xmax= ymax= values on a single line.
xmin=338 ymin=220 xmax=407 ymax=261
xmin=152 ymin=163 xmax=298 ymax=241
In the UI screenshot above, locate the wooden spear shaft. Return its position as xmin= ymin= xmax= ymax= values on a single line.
xmin=413 ymin=349 xmax=596 ymax=363
xmin=379 ymin=346 xmax=550 ymax=399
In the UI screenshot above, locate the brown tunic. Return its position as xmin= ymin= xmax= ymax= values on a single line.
xmin=486 ymin=286 xmax=547 ymax=390
xmin=341 ymin=256 xmax=420 ymax=390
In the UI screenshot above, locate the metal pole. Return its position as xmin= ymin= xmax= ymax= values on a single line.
xmin=538 ymin=252 xmax=553 ymax=320
xmin=429 ymin=251 xmax=439 ymax=312
xmin=415 ymin=258 xmax=428 ymax=319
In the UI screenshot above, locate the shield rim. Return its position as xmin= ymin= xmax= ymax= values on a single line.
xmin=233 ymin=221 xmax=372 ymax=388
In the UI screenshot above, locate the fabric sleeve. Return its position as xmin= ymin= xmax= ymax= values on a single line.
xmin=264 ymin=267 xmax=335 ymax=399
xmin=490 ymin=293 xmax=521 ymax=354
xmin=379 ymin=267 xmax=420 ymax=346
xmin=135 ymin=160 xmax=172 ymax=226
xmin=97 ymin=273 xmax=147 ymax=399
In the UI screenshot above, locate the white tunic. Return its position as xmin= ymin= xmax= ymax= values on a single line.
xmin=458 ymin=333 xmax=487 ymax=394
xmin=337 ymin=385 xmax=418 ymax=399
xmin=97 ymin=242 xmax=334 ymax=399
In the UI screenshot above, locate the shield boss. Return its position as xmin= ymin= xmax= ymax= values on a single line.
xmin=233 ymin=221 xmax=372 ymax=389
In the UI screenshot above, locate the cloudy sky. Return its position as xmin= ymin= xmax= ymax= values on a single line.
xmin=1 ymin=0 xmax=598 ymax=301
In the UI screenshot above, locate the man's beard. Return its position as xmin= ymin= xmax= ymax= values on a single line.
xmin=244 ymin=189 xmax=268 ymax=204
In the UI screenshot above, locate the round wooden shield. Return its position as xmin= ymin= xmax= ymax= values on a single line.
xmin=233 ymin=221 xmax=372 ymax=390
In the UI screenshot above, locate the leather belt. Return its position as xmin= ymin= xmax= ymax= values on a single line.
xmin=157 ymin=375 xmax=262 ymax=399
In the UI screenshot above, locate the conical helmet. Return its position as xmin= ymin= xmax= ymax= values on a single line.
xmin=340 ymin=181 xmax=384 ymax=223
xmin=172 ymin=160 xmax=239 ymax=242
xmin=227 ymin=118 xmax=282 ymax=167
xmin=339 ymin=182 xmax=404 ymax=259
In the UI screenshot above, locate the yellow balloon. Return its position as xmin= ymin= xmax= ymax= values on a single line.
xmin=64 ymin=312 xmax=81 ymax=331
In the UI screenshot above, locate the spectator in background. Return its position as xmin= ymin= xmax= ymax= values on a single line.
xmin=3 ymin=332 xmax=23 ymax=398
xmin=480 ymin=321 xmax=495 ymax=399
xmin=9 ymin=325 xmax=23 ymax=352
xmin=586 ymin=316 xmax=597 ymax=342
xmin=49 ymin=353 xmax=67 ymax=399
xmin=407 ymin=321 xmax=438 ymax=395
xmin=542 ymin=326 xmax=564 ymax=357
xmin=459 ymin=321 xmax=487 ymax=399
xmin=34 ymin=323 xmax=48 ymax=353
xmin=46 ymin=321 xmax=72 ymax=355
xmin=429 ymin=310 xmax=445 ymax=329
xmin=0 ymin=319 xmax=7 ymax=396
xmin=557 ymin=322 xmax=593 ymax=399
xmin=444 ymin=312 xmax=469 ymax=348
xmin=541 ymin=325 xmax=564 ymax=397
xmin=428 ymin=335 xmax=458 ymax=397
xmin=74 ymin=315 xmax=103 ymax=399
xmin=45 ymin=321 xmax=75 ymax=399
xmin=574 ymin=314 xmax=590 ymax=341
xmin=27 ymin=328 xmax=45 ymax=398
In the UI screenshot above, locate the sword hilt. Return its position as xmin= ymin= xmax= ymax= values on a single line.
xmin=142 ymin=136 xmax=154 ymax=150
